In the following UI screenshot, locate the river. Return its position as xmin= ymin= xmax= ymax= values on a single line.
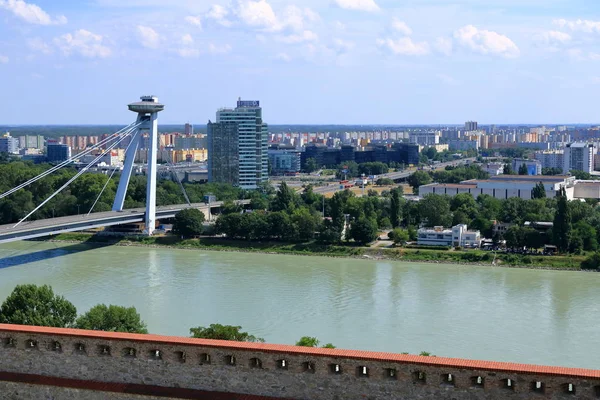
xmin=0 ymin=241 xmax=597 ymax=369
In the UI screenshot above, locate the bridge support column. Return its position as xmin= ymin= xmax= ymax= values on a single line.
xmin=112 ymin=115 xmax=143 ymax=212
xmin=145 ymin=112 xmax=159 ymax=235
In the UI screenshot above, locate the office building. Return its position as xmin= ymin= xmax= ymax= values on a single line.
xmin=268 ymin=145 xmax=301 ymax=175
xmin=209 ymin=99 xmax=268 ymax=190
xmin=563 ymin=142 xmax=594 ymax=174
xmin=417 ymin=225 xmax=481 ymax=248
xmin=207 ymin=121 xmax=239 ymax=186
xmin=0 ymin=133 xmax=19 ymax=154
xmin=46 ymin=141 xmax=71 ymax=162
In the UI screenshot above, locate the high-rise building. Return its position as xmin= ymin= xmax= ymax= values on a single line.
xmin=0 ymin=133 xmax=19 ymax=154
xmin=46 ymin=140 xmax=71 ymax=162
xmin=209 ymin=99 xmax=269 ymax=190
xmin=564 ymin=143 xmax=594 ymax=174
xmin=207 ymin=121 xmax=239 ymax=186
xmin=465 ymin=121 xmax=478 ymax=131
xmin=184 ymin=123 xmax=194 ymax=135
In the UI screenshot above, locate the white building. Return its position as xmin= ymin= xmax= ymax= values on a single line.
xmin=409 ymin=132 xmax=440 ymax=146
xmin=563 ymin=142 xmax=594 ymax=174
xmin=417 ymin=225 xmax=481 ymax=248
xmin=483 ymin=163 xmax=504 ymax=176
xmin=535 ymin=150 xmax=564 ymax=170
xmin=419 ymin=175 xmax=577 ymax=200
xmin=0 ymin=133 xmax=19 ymax=154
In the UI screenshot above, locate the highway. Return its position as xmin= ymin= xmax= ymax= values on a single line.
xmin=0 ymin=201 xmax=249 ymax=244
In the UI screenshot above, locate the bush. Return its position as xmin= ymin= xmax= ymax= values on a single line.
xmin=581 ymin=252 xmax=600 ymax=270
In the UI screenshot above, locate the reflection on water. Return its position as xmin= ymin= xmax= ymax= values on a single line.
xmin=0 ymin=241 xmax=598 ymax=369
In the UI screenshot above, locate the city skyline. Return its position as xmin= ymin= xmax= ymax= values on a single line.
xmin=1 ymin=0 xmax=600 ymax=124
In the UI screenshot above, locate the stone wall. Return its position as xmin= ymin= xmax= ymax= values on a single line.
xmin=1 ymin=324 xmax=599 ymax=400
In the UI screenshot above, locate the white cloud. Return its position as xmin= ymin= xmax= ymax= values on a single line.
xmin=181 ymin=34 xmax=194 ymax=45
xmin=332 ymin=38 xmax=354 ymax=53
xmin=275 ymin=52 xmax=291 ymax=62
xmin=554 ymin=19 xmax=600 ymax=34
xmin=0 ymin=55 xmax=8 ymax=64
xmin=434 ymin=37 xmax=452 ymax=56
xmin=28 ymin=38 xmax=53 ymax=54
xmin=136 ymin=25 xmax=160 ymax=49
xmin=536 ymin=30 xmax=571 ymax=46
xmin=54 ymin=30 xmax=111 ymax=58
xmin=333 ymin=20 xmax=345 ymax=30
xmin=236 ymin=0 xmax=278 ymax=30
xmin=391 ymin=18 xmax=412 ymax=36
xmin=377 ymin=37 xmax=429 ymax=56
xmin=208 ymin=43 xmax=232 ymax=54
xmin=453 ymin=25 xmax=519 ymax=58
xmin=177 ymin=48 xmax=200 ymax=58
xmin=280 ymin=5 xmax=319 ymax=32
xmin=206 ymin=4 xmax=232 ymax=27
xmin=0 ymin=0 xmax=66 ymax=25
xmin=333 ymin=0 xmax=379 ymax=12
xmin=184 ymin=15 xmax=202 ymax=29
xmin=277 ymin=30 xmax=318 ymax=44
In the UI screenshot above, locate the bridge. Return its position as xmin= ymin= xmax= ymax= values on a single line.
xmin=0 ymin=96 xmax=217 ymax=243
xmin=0 ymin=201 xmax=249 ymax=244
xmin=0 ymin=324 xmax=598 ymax=399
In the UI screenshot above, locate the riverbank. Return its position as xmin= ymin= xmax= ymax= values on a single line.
xmin=41 ymin=233 xmax=589 ymax=271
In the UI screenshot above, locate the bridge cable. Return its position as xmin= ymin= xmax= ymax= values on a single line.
xmin=86 ymin=129 xmax=141 ymax=216
xmin=13 ymin=129 xmax=136 ymax=228
xmin=168 ymin=163 xmax=191 ymax=206
xmin=0 ymin=122 xmax=142 ymax=201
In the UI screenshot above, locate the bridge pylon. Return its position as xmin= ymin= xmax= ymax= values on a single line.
xmin=112 ymin=96 xmax=165 ymax=235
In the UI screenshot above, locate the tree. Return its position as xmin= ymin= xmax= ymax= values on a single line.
xmin=75 ymin=304 xmax=148 ymax=333
xmin=0 ymin=284 xmax=77 ymax=328
xmin=504 ymin=226 xmax=524 ymax=248
xmin=376 ymin=178 xmax=394 ymax=186
xmin=304 ymin=158 xmax=318 ymax=173
xmin=407 ymin=171 xmax=432 ymax=194
xmin=272 ymin=182 xmax=297 ymax=212
xmin=296 ymin=336 xmax=336 ymax=348
xmin=518 ymin=163 xmax=528 ymax=175
xmin=189 ymin=324 xmax=264 ymax=342
xmin=329 ymin=192 xmax=346 ymax=231
xmin=418 ymin=194 xmax=452 ymax=227
xmin=390 ymin=188 xmax=402 ymax=228
xmin=172 ymin=209 xmax=205 ymax=237
xmin=570 ymin=170 xmax=592 ymax=180
xmin=574 ymin=221 xmax=598 ymax=251
xmin=317 ymin=218 xmax=342 ymax=244
xmin=391 ymin=228 xmax=409 ymax=246
xmin=349 ymin=216 xmax=378 ymax=244
xmin=553 ymin=187 xmax=572 ymax=253
xmin=532 ymin=182 xmax=546 ymax=199
xmin=503 ymin=164 xmax=514 ymax=175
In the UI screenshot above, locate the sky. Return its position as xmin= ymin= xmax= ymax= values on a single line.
xmin=1 ymin=0 xmax=600 ymax=125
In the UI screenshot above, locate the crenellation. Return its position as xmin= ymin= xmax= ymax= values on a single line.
xmin=0 ymin=326 xmax=599 ymax=399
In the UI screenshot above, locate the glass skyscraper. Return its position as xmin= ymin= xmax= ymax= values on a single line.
xmin=208 ymin=99 xmax=268 ymax=190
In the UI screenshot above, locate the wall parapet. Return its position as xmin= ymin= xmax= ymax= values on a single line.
xmin=1 ymin=324 xmax=599 ymax=399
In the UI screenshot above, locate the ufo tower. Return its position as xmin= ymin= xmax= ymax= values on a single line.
xmin=113 ymin=96 xmax=165 ymax=235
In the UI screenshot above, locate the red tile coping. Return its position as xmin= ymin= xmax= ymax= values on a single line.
xmin=1 ymin=324 xmax=599 ymax=380
xmin=0 ymin=371 xmax=295 ymax=400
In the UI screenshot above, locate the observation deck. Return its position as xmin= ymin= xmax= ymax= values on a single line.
xmin=128 ymin=95 xmax=164 ymax=114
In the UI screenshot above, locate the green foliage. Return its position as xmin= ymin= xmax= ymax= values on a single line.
xmin=391 ymin=228 xmax=410 ymax=246
xmin=581 ymin=252 xmax=600 ymax=270
xmin=271 ymin=182 xmax=298 ymax=212
xmin=0 ymin=284 xmax=77 ymax=328
xmin=349 ymin=216 xmax=378 ymax=244
xmin=189 ymin=324 xmax=264 ymax=342
xmin=390 ymin=188 xmax=402 ymax=228
xmin=570 ymin=170 xmax=593 ymax=180
xmin=75 ymin=304 xmax=148 ymax=333
xmin=553 ymin=187 xmax=572 ymax=253
xmin=542 ymin=167 xmax=563 ymax=176
xmin=357 ymin=162 xmax=389 ymax=176
xmin=518 ymin=163 xmax=528 ymax=175
xmin=532 ymin=182 xmax=546 ymax=199
xmin=419 ymin=194 xmax=452 ymax=227
xmin=304 ymin=158 xmax=319 ymax=173
xmin=296 ymin=336 xmax=336 ymax=348
xmin=376 ymin=178 xmax=394 ymax=186
xmin=431 ymin=165 xmax=489 ymax=184
xmin=173 ymin=209 xmax=205 ymax=237
xmin=407 ymin=170 xmax=432 ymax=193
xmin=503 ymin=164 xmax=514 ymax=175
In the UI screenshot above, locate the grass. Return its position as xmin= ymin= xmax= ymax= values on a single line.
xmin=45 ymin=233 xmax=587 ymax=271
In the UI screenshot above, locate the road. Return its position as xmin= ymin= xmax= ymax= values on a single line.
xmin=311 ymin=158 xmax=476 ymax=195
xmin=0 ymin=201 xmax=250 ymax=244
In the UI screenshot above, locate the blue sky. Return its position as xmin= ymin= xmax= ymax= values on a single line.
xmin=1 ymin=0 xmax=600 ymax=125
